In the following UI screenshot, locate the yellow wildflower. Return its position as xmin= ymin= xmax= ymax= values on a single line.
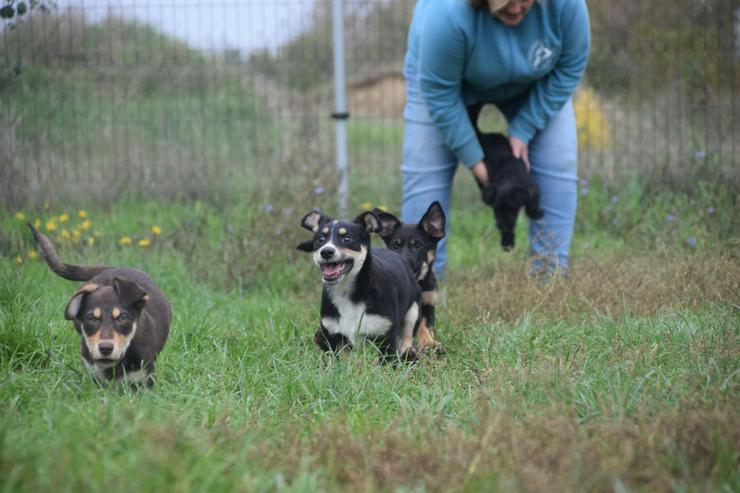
xmin=120 ymin=236 xmax=132 ymax=246
xmin=27 ymin=250 xmax=38 ymax=260
xmin=81 ymin=219 xmax=92 ymax=230
xmin=34 ymin=218 xmax=41 ymax=228
xmin=360 ymin=201 xmax=373 ymax=210
xmin=73 ymin=230 xmax=81 ymax=238
xmin=59 ymin=213 xmax=69 ymax=223
xmin=60 ymin=229 xmax=70 ymax=239
xmin=87 ymin=237 xmax=95 ymax=247
xmin=43 ymin=202 xmax=49 ymax=210
xmin=377 ymin=205 xmax=388 ymax=212
xmin=45 ymin=220 xmax=57 ymax=232
xmin=15 ymin=212 xmax=25 ymax=221
xmin=151 ymin=225 xmax=161 ymax=235
xmin=78 ymin=210 xmax=87 ymax=218
xmin=574 ymin=85 xmax=613 ymax=152
xmin=138 ymin=239 xmax=151 ymax=248
xmin=94 ymin=231 xmax=101 ymax=237
xmin=16 ymin=255 xmax=23 ymax=265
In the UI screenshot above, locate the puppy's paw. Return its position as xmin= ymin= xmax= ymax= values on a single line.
xmin=527 ymin=207 xmax=545 ymax=220
xmin=417 ymin=323 xmax=444 ymax=354
xmin=420 ymin=339 xmax=444 ymax=355
xmin=313 ymin=328 xmax=331 ymax=352
xmin=501 ymin=233 xmax=515 ymax=251
xmin=399 ymin=347 xmax=418 ymax=362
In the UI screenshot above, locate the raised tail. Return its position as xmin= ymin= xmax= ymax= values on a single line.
xmin=27 ymin=224 xmax=109 ymax=281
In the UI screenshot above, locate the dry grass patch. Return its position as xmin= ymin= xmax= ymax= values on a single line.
xmin=448 ymin=250 xmax=739 ymax=324
xmin=262 ymin=394 xmax=738 ymax=492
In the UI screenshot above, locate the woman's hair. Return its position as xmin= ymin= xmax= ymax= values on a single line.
xmin=470 ymin=0 xmax=534 ymax=14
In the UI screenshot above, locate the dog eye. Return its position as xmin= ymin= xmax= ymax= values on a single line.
xmin=342 ymin=235 xmax=353 ymax=244
xmin=391 ymin=241 xmax=401 ymax=249
xmin=412 ymin=241 xmax=423 ymax=249
xmin=83 ymin=314 xmax=98 ymax=322
xmin=317 ymin=234 xmax=326 ymax=243
xmin=117 ymin=313 xmax=129 ymax=322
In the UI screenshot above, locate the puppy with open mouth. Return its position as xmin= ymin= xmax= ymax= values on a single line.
xmin=28 ymin=224 xmax=171 ymax=386
xmin=297 ymin=209 xmax=421 ymax=361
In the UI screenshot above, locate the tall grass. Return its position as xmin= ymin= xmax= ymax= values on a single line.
xmin=1 ymin=10 xmax=738 ymax=492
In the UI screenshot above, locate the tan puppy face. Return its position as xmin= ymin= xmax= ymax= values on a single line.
xmin=65 ymin=278 xmax=148 ymax=368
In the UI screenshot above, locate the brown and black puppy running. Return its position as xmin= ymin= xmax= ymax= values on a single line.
xmin=29 ymin=224 xmax=171 ymax=386
xmin=372 ymin=202 xmax=445 ymax=353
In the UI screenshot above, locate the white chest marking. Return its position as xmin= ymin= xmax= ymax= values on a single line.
xmin=81 ymin=357 xmax=149 ymax=384
xmin=322 ymin=293 xmax=392 ymax=345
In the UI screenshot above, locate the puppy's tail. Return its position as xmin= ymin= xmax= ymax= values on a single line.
xmin=27 ymin=224 xmax=109 ymax=281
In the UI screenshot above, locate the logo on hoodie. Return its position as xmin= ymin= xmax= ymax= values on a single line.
xmin=528 ymin=41 xmax=556 ymax=71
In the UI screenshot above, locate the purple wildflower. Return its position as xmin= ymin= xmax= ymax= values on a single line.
xmin=695 ymin=150 xmax=706 ymax=159
xmin=706 ymin=207 xmax=714 ymax=215
xmin=261 ymin=204 xmax=274 ymax=213
xmin=687 ymin=237 xmax=697 ymax=248
xmin=580 ymin=188 xmax=589 ymax=195
xmin=611 ymin=195 xmax=619 ymax=204
xmin=314 ymin=186 xmax=325 ymax=195
xmin=666 ymin=214 xmax=675 ymax=222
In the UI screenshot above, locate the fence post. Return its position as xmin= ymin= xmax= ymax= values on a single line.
xmin=331 ymin=0 xmax=349 ymax=217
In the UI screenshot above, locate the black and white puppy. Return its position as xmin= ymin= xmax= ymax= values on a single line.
xmin=468 ymin=103 xmax=545 ymax=250
xmin=297 ymin=209 xmax=421 ymax=361
xmin=372 ymin=202 xmax=445 ymax=352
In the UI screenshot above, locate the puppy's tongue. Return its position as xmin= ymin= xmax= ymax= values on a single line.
xmin=321 ymin=262 xmax=343 ymax=279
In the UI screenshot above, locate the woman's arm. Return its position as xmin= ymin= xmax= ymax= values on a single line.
xmin=507 ymin=0 xmax=590 ymax=144
xmin=417 ymin=6 xmax=485 ymax=168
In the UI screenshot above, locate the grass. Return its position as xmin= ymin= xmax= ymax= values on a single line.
xmin=0 ymin=178 xmax=738 ymax=492
xmin=1 ymin=11 xmax=738 ymax=493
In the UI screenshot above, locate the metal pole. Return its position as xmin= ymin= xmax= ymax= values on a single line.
xmin=331 ymin=0 xmax=349 ymax=217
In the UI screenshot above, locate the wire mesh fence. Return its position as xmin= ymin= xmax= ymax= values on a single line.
xmin=1 ymin=0 xmax=738 ymax=208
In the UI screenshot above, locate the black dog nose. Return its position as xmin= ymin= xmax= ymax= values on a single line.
xmin=320 ymin=247 xmax=335 ymax=259
xmin=98 ymin=342 xmax=114 ymax=356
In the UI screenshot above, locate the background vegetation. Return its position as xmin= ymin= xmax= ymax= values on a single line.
xmin=1 ymin=0 xmax=738 ymax=491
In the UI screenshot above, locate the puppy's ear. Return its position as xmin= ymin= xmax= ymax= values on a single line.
xmin=113 ymin=277 xmax=148 ymax=310
xmin=481 ymin=184 xmax=498 ymax=205
xmin=371 ymin=208 xmax=401 ymax=238
xmin=353 ymin=211 xmax=382 ymax=234
xmin=420 ymin=201 xmax=446 ymax=239
xmin=65 ymin=283 xmax=100 ymax=320
xmin=301 ymin=209 xmax=330 ymax=233
xmin=296 ymin=240 xmax=314 ymax=252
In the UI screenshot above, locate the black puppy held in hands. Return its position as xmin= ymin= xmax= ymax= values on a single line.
xmin=468 ymin=103 xmax=544 ymax=250
xmin=372 ymin=202 xmax=445 ymax=352
xmin=297 ymin=209 xmax=421 ymax=361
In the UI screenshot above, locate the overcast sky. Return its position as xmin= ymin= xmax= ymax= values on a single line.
xmin=56 ymin=0 xmax=319 ymax=53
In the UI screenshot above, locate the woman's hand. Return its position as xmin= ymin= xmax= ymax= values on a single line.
xmin=509 ymin=136 xmax=531 ymax=172
xmin=471 ymin=160 xmax=490 ymax=186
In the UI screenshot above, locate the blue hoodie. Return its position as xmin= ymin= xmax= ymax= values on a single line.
xmin=404 ymin=0 xmax=590 ymax=167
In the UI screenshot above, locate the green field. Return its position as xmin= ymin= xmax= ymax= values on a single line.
xmin=1 ymin=11 xmax=739 ymax=493
xmin=1 ymin=178 xmax=738 ymax=492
